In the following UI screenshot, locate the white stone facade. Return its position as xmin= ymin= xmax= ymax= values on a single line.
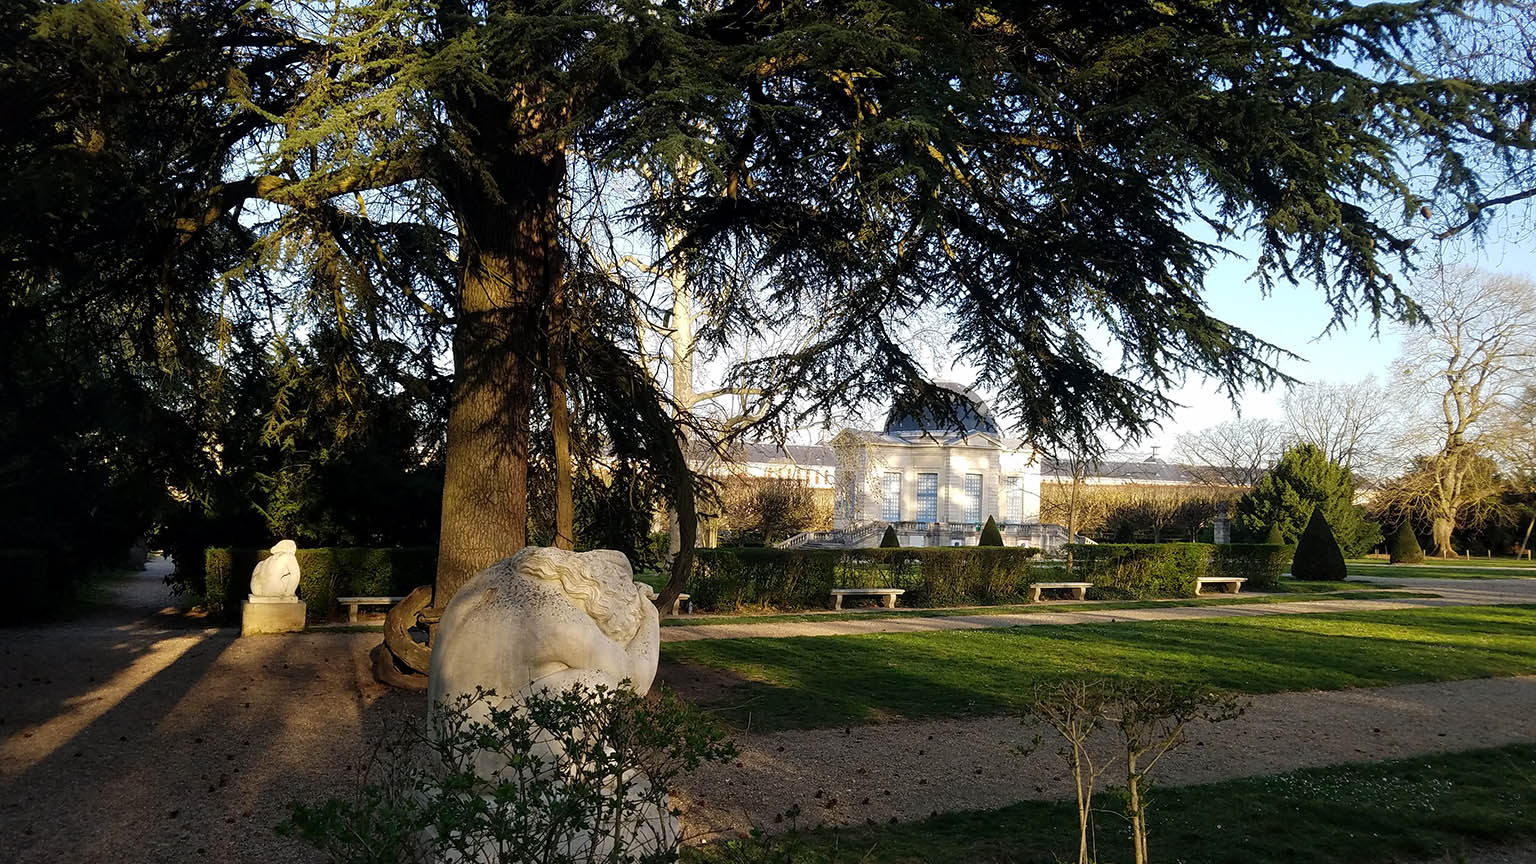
xmin=831 ymin=429 xmax=1042 ymax=544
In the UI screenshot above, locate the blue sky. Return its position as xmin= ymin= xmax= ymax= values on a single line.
xmin=1144 ymin=222 xmax=1536 ymax=454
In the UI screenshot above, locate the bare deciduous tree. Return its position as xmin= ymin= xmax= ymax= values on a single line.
xmin=1282 ymin=376 xmax=1400 ymax=477
xmin=1393 ymin=268 xmax=1536 ymax=555
xmin=1174 ymin=419 xmax=1289 ymax=487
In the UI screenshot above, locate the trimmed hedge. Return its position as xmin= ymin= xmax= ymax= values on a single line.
xmin=1210 ymin=543 xmax=1294 ymax=589
xmin=204 ymin=546 xmax=435 ymax=622
xmin=1074 ymin=543 xmax=1293 ymax=598
xmin=689 ymin=547 xmax=1045 ymax=611
xmin=688 ymin=542 xmax=1295 ymax=612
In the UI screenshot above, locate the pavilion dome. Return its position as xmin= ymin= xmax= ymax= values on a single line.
xmin=883 ymin=382 xmax=1000 ymax=435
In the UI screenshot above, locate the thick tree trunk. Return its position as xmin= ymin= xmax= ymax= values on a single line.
xmin=433 ymin=155 xmax=566 ymax=604
xmin=1432 ymin=515 xmax=1455 ymax=558
xmin=547 ymin=304 xmax=575 ymax=550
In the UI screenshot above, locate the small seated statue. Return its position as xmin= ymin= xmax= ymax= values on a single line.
xmin=249 ymin=539 xmax=301 ymax=601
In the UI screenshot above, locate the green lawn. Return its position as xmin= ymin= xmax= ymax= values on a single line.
xmin=662 ymin=605 xmax=1536 ymax=730
xmin=664 ymin=585 xmax=1419 ymax=627
xmin=1353 ymin=555 xmax=1536 ymax=568
xmin=1349 ymin=560 xmax=1536 ymax=579
xmin=687 ymin=744 xmax=1536 ymax=864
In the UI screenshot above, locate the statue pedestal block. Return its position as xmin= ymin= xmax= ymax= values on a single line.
xmin=242 ymin=597 xmax=306 ymax=635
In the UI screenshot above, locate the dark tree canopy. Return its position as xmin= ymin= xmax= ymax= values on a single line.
xmin=4 ymin=0 xmax=1533 ymax=633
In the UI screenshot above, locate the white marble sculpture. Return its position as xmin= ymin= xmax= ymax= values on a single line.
xmin=428 ymin=546 xmax=668 ymax=859
xmin=249 ymin=539 xmax=301 ymax=601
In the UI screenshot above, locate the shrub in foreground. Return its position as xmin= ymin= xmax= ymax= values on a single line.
xmin=279 ymin=683 xmax=735 ymax=864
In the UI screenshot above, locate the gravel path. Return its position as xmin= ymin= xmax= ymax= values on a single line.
xmin=2 ymin=563 xmax=1531 ymax=863
xmin=0 ymin=560 xmax=419 ymax=864
xmin=676 ymin=676 xmax=1536 ymax=839
xmin=661 ymin=576 xmax=1536 ymax=642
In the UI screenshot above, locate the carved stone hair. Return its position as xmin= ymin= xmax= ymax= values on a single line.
xmin=513 ymin=547 xmax=652 ymax=642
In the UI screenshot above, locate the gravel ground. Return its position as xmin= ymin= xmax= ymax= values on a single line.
xmin=673 ymin=676 xmax=1536 ymax=840
xmin=2 ymin=562 xmax=1532 ymax=864
xmin=0 ymin=560 xmax=420 ymax=864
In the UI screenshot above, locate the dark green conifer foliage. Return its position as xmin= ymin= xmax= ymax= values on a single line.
xmin=7 ymin=0 xmax=1532 ymax=619
xmin=1389 ymin=522 xmax=1426 ymax=564
xmin=979 ymin=516 xmax=1004 ymax=547
xmin=880 ymin=525 xmax=900 ymax=548
xmin=1236 ymin=444 xmax=1381 ymax=557
xmin=1292 ymin=507 xmax=1347 ymax=581
xmin=1264 ymin=524 xmax=1286 ymax=546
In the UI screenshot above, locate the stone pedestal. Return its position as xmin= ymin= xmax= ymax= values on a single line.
xmin=242 ymin=596 xmax=306 ymax=635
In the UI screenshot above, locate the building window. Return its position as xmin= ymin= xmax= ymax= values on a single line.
xmin=916 ymin=473 xmax=939 ymax=523
xmin=882 ymin=472 xmax=902 ymax=521
xmin=963 ymin=473 xmax=983 ymax=524
xmin=1006 ymin=475 xmax=1023 ymax=524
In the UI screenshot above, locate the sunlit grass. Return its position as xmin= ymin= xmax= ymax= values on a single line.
xmin=663 ymin=605 xmax=1536 ymax=730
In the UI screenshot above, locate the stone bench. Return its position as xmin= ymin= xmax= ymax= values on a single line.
xmin=337 ymin=595 xmax=405 ymax=623
xmin=1195 ymin=577 xmax=1247 ymax=595
xmin=667 ymin=593 xmax=691 ymax=616
xmin=1028 ymin=581 xmax=1092 ymax=603
xmin=830 ymin=587 xmax=906 ymax=610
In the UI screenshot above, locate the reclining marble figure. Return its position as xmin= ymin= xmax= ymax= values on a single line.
xmin=428 ymin=546 xmax=668 ymax=856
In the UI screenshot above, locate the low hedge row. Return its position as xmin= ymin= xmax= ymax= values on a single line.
xmin=204 ymin=546 xmax=435 ymax=622
xmin=690 ymin=542 xmax=1293 ymax=610
xmin=689 ymin=547 xmax=1045 ymax=610
xmin=1071 ymin=542 xmax=1293 ymax=598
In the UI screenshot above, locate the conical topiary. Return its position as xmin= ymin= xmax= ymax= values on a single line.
xmin=979 ymin=515 xmax=1004 ymax=546
xmin=880 ymin=525 xmax=900 ymax=548
xmin=1263 ymin=523 xmax=1286 ymax=546
xmin=1388 ymin=522 xmax=1424 ymax=564
xmin=1292 ymin=507 xmax=1347 ymax=580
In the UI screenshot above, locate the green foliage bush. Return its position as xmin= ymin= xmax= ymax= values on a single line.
xmin=1071 ymin=543 xmax=1292 ymax=597
xmin=1071 ymin=544 xmax=1209 ymax=598
xmin=204 ymin=546 xmax=436 ymax=622
xmin=691 ymin=543 xmax=1293 ymax=610
xmin=879 ymin=525 xmax=900 ymax=548
xmin=690 ymin=547 xmax=1045 ymax=610
xmin=1292 ymin=508 xmax=1347 ymax=580
xmin=280 ymin=683 xmax=735 ymax=863
xmin=1210 ymin=544 xmax=1294 ymax=588
xmin=979 ymin=516 xmax=1004 ymax=546
xmin=1235 ymin=444 xmax=1380 ymax=557
xmin=1264 ymin=524 xmax=1285 ymax=546
xmin=1388 ymin=522 xmax=1425 ymax=564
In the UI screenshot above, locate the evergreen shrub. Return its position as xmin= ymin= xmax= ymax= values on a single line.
xmin=979 ymin=516 xmax=1004 ymax=546
xmin=880 ymin=525 xmax=900 ymax=548
xmin=689 ymin=547 xmax=1044 ymax=610
xmin=1073 ymin=543 xmax=1294 ymax=597
xmin=1292 ymin=508 xmax=1347 ymax=580
xmin=1264 ymin=524 xmax=1285 ymax=545
xmin=1388 ymin=522 xmax=1425 ymax=564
